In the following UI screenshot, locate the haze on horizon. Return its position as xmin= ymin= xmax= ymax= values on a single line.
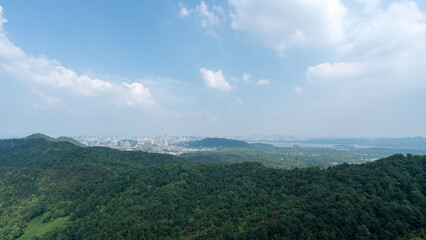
xmin=1 ymin=0 xmax=426 ymax=138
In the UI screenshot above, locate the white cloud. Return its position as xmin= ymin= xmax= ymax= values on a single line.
xmin=179 ymin=2 xmax=191 ymax=17
xmin=200 ymin=68 xmax=231 ymax=91
xmin=196 ymin=1 xmax=224 ymax=27
xmin=256 ymin=79 xmax=270 ymax=86
xmin=242 ymin=73 xmax=251 ymax=83
xmin=294 ymin=86 xmax=303 ymax=94
xmin=236 ymin=98 xmax=243 ymax=104
xmin=179 ymin=1 xmax=225 ymax=37
xmin=357 ymin=0 xmax=381 ymax=14
xmin=120 ymin=83 xmax=155 ymax=106
xmin=236 ymin=73 xmax=270 ymax=86
xmin=340 ymin=1 xmax=426 ymax=55
xmin=307 ymin=1 xmax=426 ymax=91
xmin=0 ymin=7 xmax=155 ymax=108
xmin=307 ymin=62 xmax=365 ymax=83
xmin=0 ymin=6 xmax=6 ymax=31
xmin=229 ymin=0 xmax=426 ymax=61
xmin=180 ymin=7 xmax=190 ymax=17
xmin=298 ymin=1 xmax=426 ymax=136
xmin=229 ymin=0 xmax=347 ymax=54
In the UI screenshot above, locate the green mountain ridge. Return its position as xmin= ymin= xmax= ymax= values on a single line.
xmin=0 ymin=137 xmax=184 ymax=168
xmin=186 ymin=137 xmax=273 ymax=148
xmin=24 ymin=133 xmax=87 ymax=147
xmin=0 ymin=135 xmax=425 ymax=239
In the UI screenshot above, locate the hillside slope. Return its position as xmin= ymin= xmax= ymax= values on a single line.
xmin=186 ymin=138 xmax=253 ymax=148
xmin=24 ymin=133 xmax=87 ymax=147
xmin=0 ymin=137 xmax=184 ymax=168
xmin=0 ymin=136 xmax=424 ymax=239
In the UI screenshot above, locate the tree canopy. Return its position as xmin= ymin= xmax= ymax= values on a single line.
xmin=0 ymin=137 xmax=424 ymax=239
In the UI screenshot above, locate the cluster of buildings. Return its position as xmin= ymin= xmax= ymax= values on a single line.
xmin=75 ymin=135 xmax=213 ymax=155
xmin=73 ymin=135 xmax=297 ymax=155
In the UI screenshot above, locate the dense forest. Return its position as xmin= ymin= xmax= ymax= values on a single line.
xmin=182 ymin=138 xmax=426 ymax=169
xmin=0 ymin=136 xmax=425 ymax=239
xmin=185 ymin=138 xmax=253 ymax=148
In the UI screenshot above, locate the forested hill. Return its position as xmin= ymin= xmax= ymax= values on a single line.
xmin=186 ymin=137 xmax=269 ymax=148
xmin=25 ymin=133 xmax=87 ymax=147
xmin=0 ymin=136 xmax=425 ymax=239
xmin=0 ymin=136 xmax=184 ymax=168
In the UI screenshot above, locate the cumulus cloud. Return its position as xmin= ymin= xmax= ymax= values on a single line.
xmin=200 ymin=68 xmax=231 ymax=91
xmin=179 ymin=2 xmax=191 ymax=17
xmin=242 ymin=73 xmax=251 ymax=83
xmin=298 ymin=1 xmax=426 ymax=136
xmin=307 ymin=1 xmax=426 ymax=91
xmin=0 ymin=7 xmax=155 ymax=108
xmin=231 ymin=72 xmax=271 ymax=87
xmin=307 ymin=62 xmax=365 ymax=83
xmin=178 ymin=1 xmax=225 ymax=37
xmin=120 ymin=83 xmax=155 ymax=106
xmin=229 ymin=0 xmax=426 ymax=63
xmin=357 ymin=0 xmax=381 ymax=14
xmin=341 ymin=1 xmax=426 ymax=55
xmin=256 ymin=79 xmax=270 ymax=86
xmin=293 ymin=86 xmax=303 ymax=94
xmin=196 ymin=1 xmax=224 ymax=27
xmin=0 ymin=6 xmax=6 ymax=31
xmin=229 ymin=0 xmax=347 ymax=54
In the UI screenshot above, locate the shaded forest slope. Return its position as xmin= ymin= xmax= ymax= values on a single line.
xmin=0 ymin=137 xmax=424 ymax=239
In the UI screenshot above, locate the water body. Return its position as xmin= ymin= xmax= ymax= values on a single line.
xmin=250 ymin=141 xmax=375 ymax=149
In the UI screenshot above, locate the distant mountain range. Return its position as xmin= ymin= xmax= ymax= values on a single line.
xmin=286 ymin=137 xmax=426 ymax=150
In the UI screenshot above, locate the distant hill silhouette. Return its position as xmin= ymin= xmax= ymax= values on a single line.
xmin=186 ymin=138 xmax=253 ymax=148
xmin=25 ymin=133 xmax=87 ymax=147
xmin=295 ymin=137 xmax=426 ymax=150
xmin=0 ymin=134 xmax=185 ymax=168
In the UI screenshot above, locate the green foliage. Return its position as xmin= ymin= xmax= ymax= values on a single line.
xmin=181 ymin=146 xmax=384 ymax=169
xmin=24 ymin=133 xmax=86 ymax=147
xmin=40 ymin=212 xmax=51 ymax=223
xmin=186 ymin=138 xmax=254 ymax=148
xmin=17 ymin=216 xmax=68 ymax=240
xmin=0 ymin=137 xmax=425 ymax=239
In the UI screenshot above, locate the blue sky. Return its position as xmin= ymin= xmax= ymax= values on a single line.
xmin=1 ymin=0 xmax=426 ymax=137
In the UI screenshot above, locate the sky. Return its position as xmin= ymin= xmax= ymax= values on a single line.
xmin=0 ymin=0 xmax=426 ymax=138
